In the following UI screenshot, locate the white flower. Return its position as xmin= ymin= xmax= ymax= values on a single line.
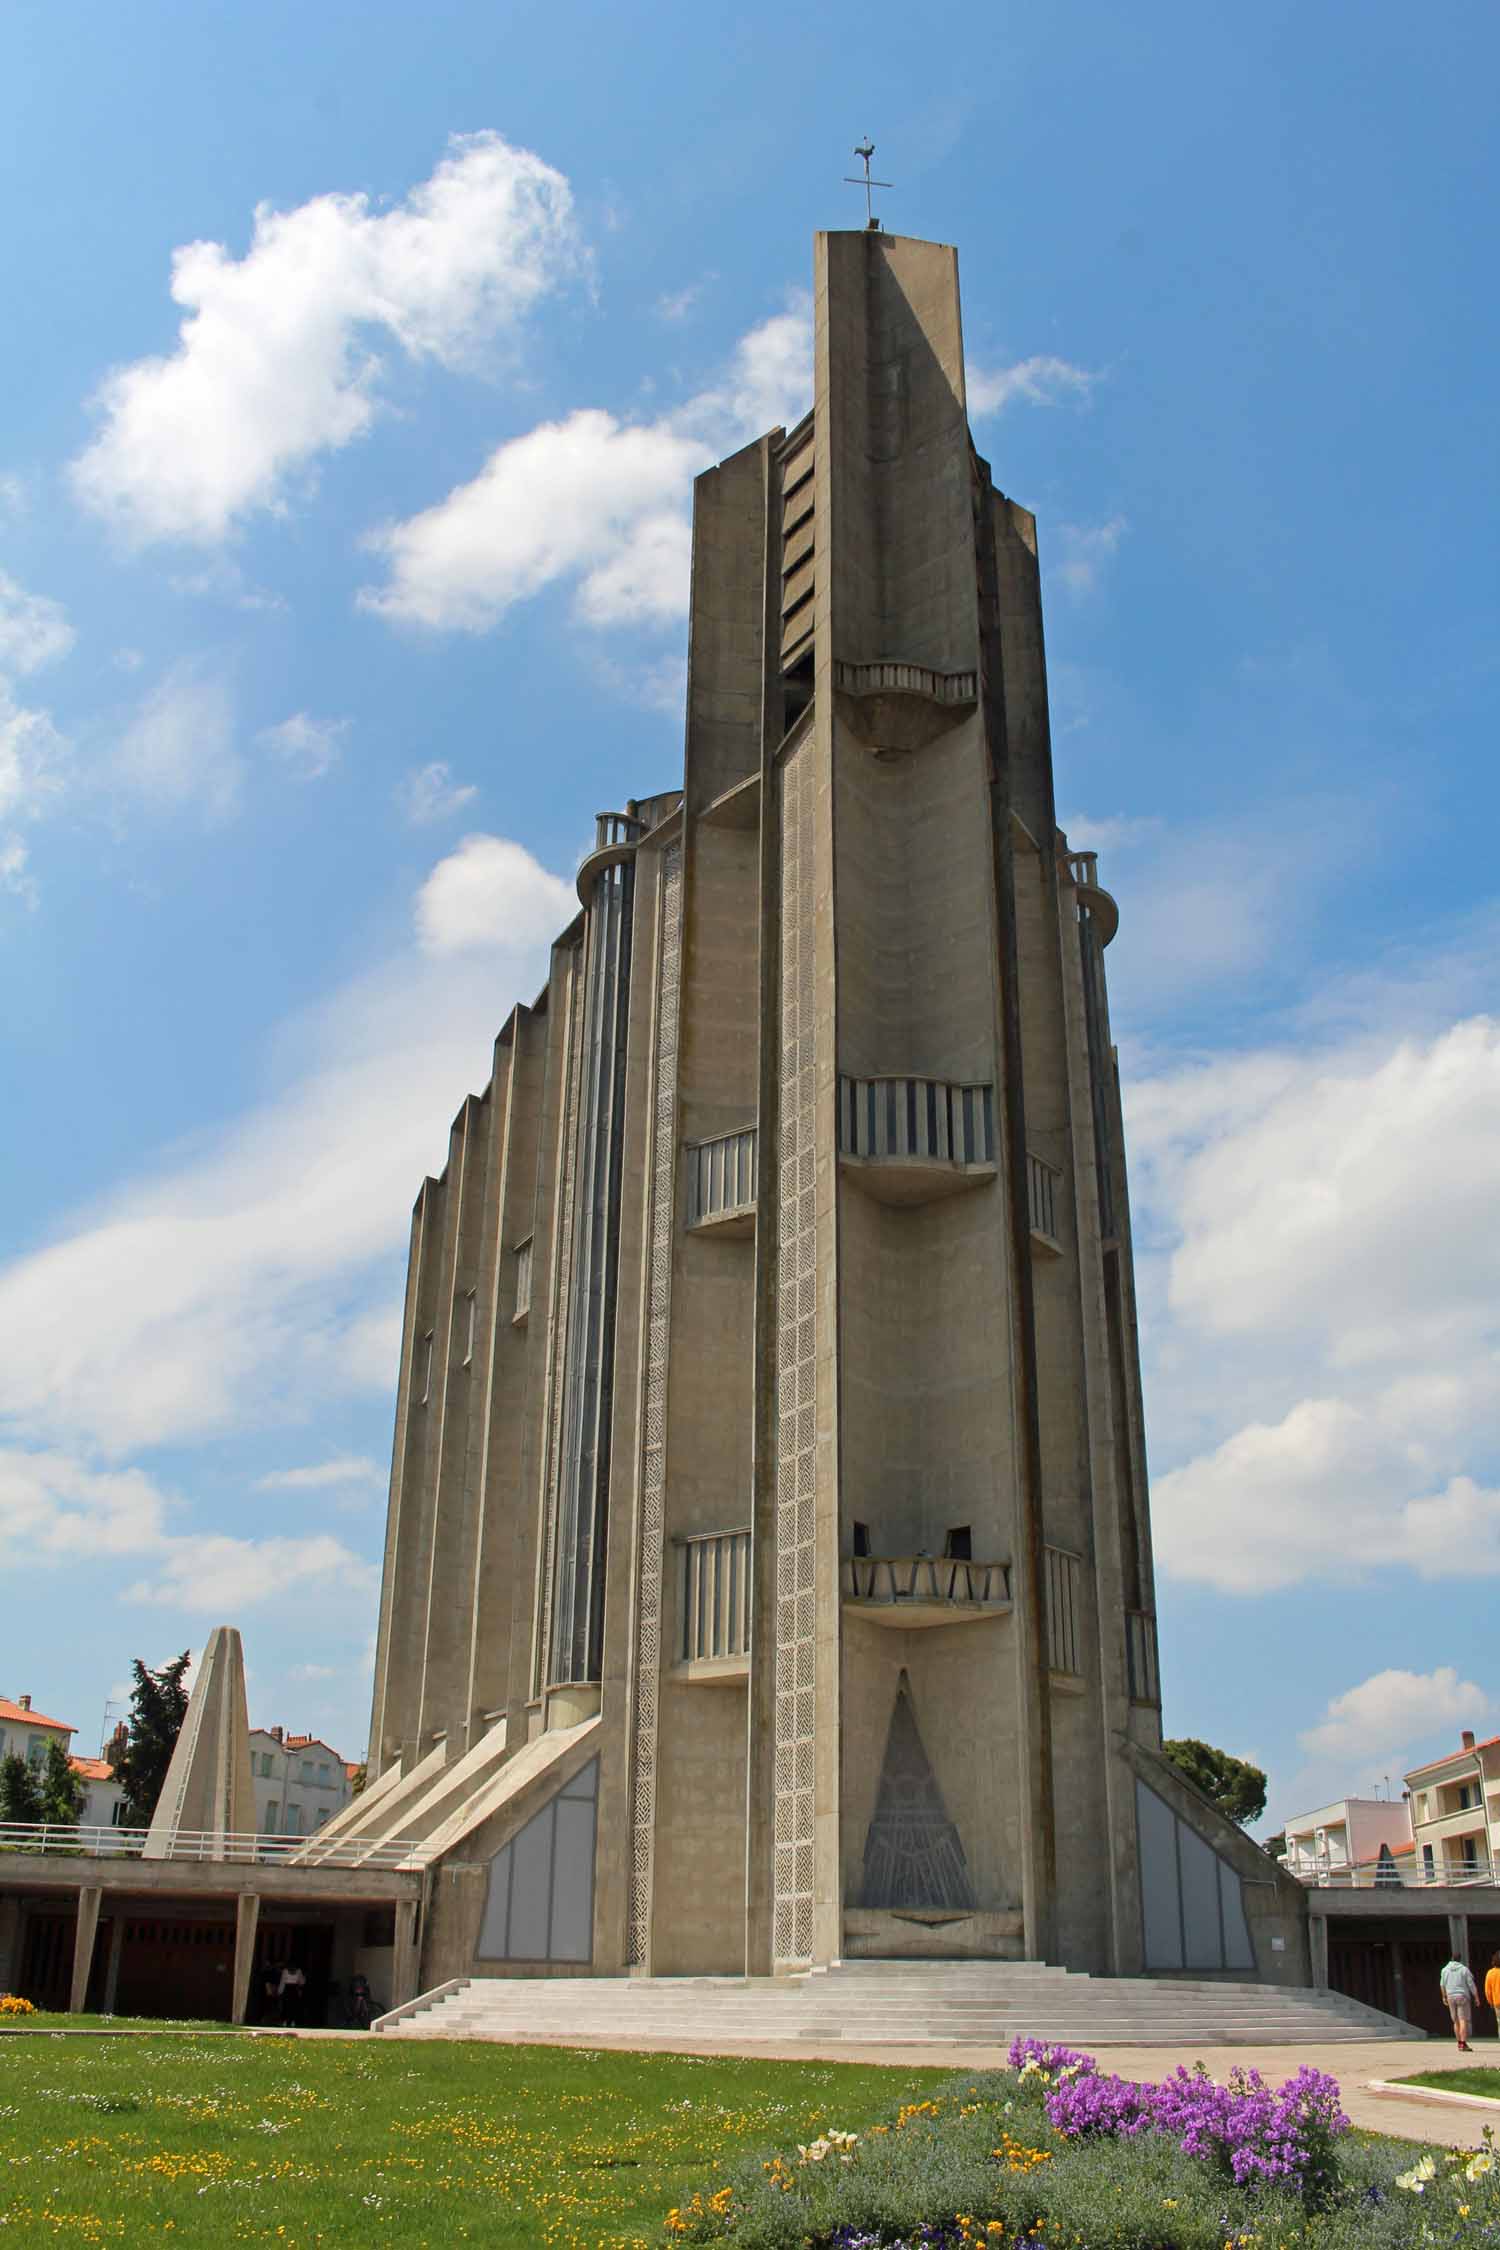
xmin=1467 ymin=2151 xmax=1495 ymax=2182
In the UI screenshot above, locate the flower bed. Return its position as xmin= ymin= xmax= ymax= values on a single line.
xmin=0 ymin=1994 xmax=36 ymax=2019
xmin=663 ymin=2037 xmax=1500 ymax=2247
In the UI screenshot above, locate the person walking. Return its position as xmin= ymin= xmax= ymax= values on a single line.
xmin=277 ymin=1959 xmax=307 ymax=2029
xmin=1440 ymin=1952 xmax=1478 ymax=2050
xmin=1483 ymin=1951 xmax=1500 ymax=2040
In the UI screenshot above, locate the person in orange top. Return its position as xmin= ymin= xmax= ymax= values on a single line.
xmin=1484 ymin=1952 xmax=1500 ymax=2038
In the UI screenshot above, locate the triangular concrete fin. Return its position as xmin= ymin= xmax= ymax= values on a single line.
xmin=142 ymin=1625 xmax=255 ymax=1858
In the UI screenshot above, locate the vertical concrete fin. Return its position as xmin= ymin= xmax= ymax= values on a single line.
xmin=142 ymin=1625 xmax=255 ymax=1857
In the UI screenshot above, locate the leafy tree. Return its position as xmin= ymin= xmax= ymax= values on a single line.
xmin=1261 ymin=1830 xmax=1287 ymax=1862
xmin=39 ymin=1739 xmax=86 ymax=1827
xmin=350 ymin=1763 xmax=367 ymax=1798
xmin=1162 ymin=1737 xmax=1268 ymax=1828
xmin=109 ymin=1651 xmax=191 ymax=1827
xmin=0 ymin=1752 xmax=45 ymax=1826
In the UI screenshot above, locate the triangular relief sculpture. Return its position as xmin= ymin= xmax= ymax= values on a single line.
xmin=859 ymin=1671 xmax=977 ymax=1911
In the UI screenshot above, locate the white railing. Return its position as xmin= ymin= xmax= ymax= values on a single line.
xmin=678 ymin=1529 xmax=752 ymax=1661
xmin=1027 ymin=1151 xmax=1061 ymax=1241
xmin=842 ymin=1554 xmax=1011 ymax=1607
xmin=0 ymin=1822 xmax=423 ymax=1871
xmin=838 ymin=1077 xmax=995 ymax=1166
xmin=1280 ymin=1849 xmax=1498 ymax=1890
xmin=685 ymin=1127 xmax=758 ymax=1228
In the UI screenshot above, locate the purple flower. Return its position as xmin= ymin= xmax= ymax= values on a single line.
xmin=1041 ymin=2056 xmax=1349 ymax=2202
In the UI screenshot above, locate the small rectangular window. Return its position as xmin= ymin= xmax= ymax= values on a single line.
xmin=851 ymin=1522 xmax=871 ymax=1557
xmin=1422 ymin=1844 xmax=1435 ymax=1879
xmin=418 ymin=1330 xmax=434 ymax=1404
xmin=513 ymin=1237 xmax=533 ymax=1324
xmin=944 ymin=1526 xmax=972 ymax=1560
xmin=461 ymin=1289 xmax=478 ymax=1366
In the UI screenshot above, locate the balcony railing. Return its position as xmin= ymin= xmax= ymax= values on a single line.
xmin=1280 ymin=1848 xmax=1496 ymax=1890
xmin=685 ymin=1126 xmax=758 ymax=1230
xmin=1126 ymin=1609 xmax=1161 ymax=1705
xmin=0 ymin=1822 xmax=423 ymax=1870
xmin=678 ymin=1528 xmax=752 ymax=1663
xmin=838 ymin=1077 xmax=995 ymax=1166
xmin=1028 ymin=1152 xmax=1062 ymax=1246
xmin=1045 ymin=1544 xmax=1083 ymax=1676
xmin=842 ymin=1554 xmax=1011 ymax=1611
xmin=1064 ymin=848 xmax=1120 ymax=945
xmin=594 ymin=810 xmax=644 ymax=851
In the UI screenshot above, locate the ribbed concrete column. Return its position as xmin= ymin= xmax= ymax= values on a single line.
xmin=69 ymin=1888 xmax=102 ymax=2014
xmin=1308 ymin=1912 xmax=1329 ymax=1991
xmin=392 ymin=1895 xmax=422 ymax=2006
xmin=231 ymin=1894 xmax=260 ymax=2026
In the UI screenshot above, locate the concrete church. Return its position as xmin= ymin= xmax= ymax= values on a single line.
xmin=318 ymin=226 xmax=1307 ymax=1993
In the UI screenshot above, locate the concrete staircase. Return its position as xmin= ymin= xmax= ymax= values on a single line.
xmin=375 ymin=1960 xmax=1423 ymax=2047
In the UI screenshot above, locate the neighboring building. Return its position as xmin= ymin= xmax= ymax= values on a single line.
xmin=249 ymin=1727 xmax=354 ymax=1839
xmin=341 ymin=224 xmax=1306 ymax=1993
xmin=1279 ymin=1798 xmax=1414 ymax=1887
xmin=0 ymin=1696 xmax=127 ymax=1829
xmin=0 ymin=1695 xmax=75 ymax=1770
xmin=1405 ymin=1730 xmax=1500 ymax=1886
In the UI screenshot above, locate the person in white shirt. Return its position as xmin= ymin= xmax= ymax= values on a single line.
xmin=1439 ymin=1955 xmax=1478 ymax=2050
xmin=277 ymin=1960 xmax=307 ymax=2028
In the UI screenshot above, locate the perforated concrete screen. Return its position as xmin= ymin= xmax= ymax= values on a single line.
xmin=1136 ymin=1777 xmax=1255 ymax=1972
xmin=478 ymin=1759 xmax=598 ymax=1964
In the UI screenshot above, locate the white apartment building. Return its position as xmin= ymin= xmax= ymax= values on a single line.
xmin=248 ymin=1727 xmax=353 ymax=1839
xmin=0 ymin=1696 xmax=127 ymax=1829
xmin=1405 ymin=1730 xmax=1500 ymax=1885
xmin=1279 ymin=1796 xmax=1414 ymax=1887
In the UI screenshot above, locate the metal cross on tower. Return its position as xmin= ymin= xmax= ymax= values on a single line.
xmin=844 ymin=139 xmax=892 ymax=230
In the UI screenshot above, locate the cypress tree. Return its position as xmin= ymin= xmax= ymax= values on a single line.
xmin=109 ymin=1651 xmax=192 ymax=1827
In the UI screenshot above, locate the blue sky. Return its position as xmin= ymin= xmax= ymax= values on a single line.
xmin=1 ymin=0 xmax=1495 ymax=1835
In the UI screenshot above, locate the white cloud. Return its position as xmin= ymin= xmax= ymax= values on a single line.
xmin=415 ymin=831 xmax=575 ymax=956
xmin=0 ymin=831 xmax=568 ymax=1458
xmin=71 ymin=131 xmax=580 ymax=547
xmin=0 ymin=473 xmax=26 ymax=519
xmin=256 ymin=712 xmax=348 ymax=780
xmin=0 ymin=1443 xmax=367 ymax=1614
xmin=254 ymin=1457 xmax=384 ymax=1492
xmin=0 ymin=836 xmax=36 ymax=907
xmin=0 ymin=572 xmax=74 ymax=675
xmin=115 ymin=661 xmax=240 ymax=820
xmin=0 ymin=678 xmax=68 ymax=826
xmin=966 ymin=354 xmax=1095 ymax=418
xmin=359 ymin=299 xmax=812 ymax=635
xmin=394 ymin=760 xmax=479 ymax=825
xmin=656 ymin=278 xmax=713 ymax=323
xmin=1299 ymin=1667 xmax=1490 ymax=1765
xmin=1052 ymin=515 xmax=1126 ymax=594
xmin=1136 ymin=1014 xmax=1500 ymax=1593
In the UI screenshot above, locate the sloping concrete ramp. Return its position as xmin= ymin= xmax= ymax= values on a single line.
xmin=293 ymin=1716 xmax=599 ymax=1868
xmin=375 ymin=1961 xmax=1422 ymax=2047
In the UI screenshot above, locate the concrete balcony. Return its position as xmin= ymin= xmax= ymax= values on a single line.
xmin=1064 ymin=848 xmax=1120 ymax=946
xmin=838 ymin=1075 xmax=996 ymax=1205
xmin=842 ymin=1553 xmax=1012 ymax=1628
xmin=685 ymin=1126 xmax=757 ymax=1235
xmin=576 ymin=810 xmax=644 ymax=904
xmin=673 ymin=1529 xmax=750 ymax=1683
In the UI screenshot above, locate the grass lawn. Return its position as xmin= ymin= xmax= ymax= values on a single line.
xmin=1395 ymin=2066 xmax=1500 ymax=2100
xmin=2 ymin=2011 xmax=223 ymax=2031
xmin=0 ymin=2032 xmax=949 ymax=2247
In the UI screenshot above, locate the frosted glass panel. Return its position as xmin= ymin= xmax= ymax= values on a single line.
xmin=1178 ymin=1822 xmax=1221 ymax=1967
xmin=476 ymin=1758 xmax=599 ymax=1964
xmin=1220 ymin=1857 xmax=1255 ymax=1969
xmin=1137 ymin=1779 xmax=1183 ymax=1970
xmin=508 ymin=1805 xmax=554 ymax=1960
xmin=551 ymin=1798 xmax=595 ymax=1959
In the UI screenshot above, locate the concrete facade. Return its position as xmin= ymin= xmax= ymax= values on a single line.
xmin=358 ymin=228 xmax=1309 ymax=1993
xmin=249 ymin=1729 xmax=354 ymax=1839
xmin=1405 ymin=1729 xmax=1500 ymax=1884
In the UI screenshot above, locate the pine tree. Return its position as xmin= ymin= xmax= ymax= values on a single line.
xmin=0 ymin=1752 xmax=45 ymax=1826
xmin=39 ymin=1739 xmax=86 ymax=1827
xmin=1162 ymin=1736 xmax=1268 ymax=1828
xmin=109 ymin=1651 xmax=191 ymax=1828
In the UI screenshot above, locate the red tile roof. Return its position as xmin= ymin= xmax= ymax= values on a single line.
xmin=0 ymin=1698 xmax=74 ymax=1733
xmin=1406 ymin=1734 xmax=1500 ymax=1778
xmin=68 ymin=1756 xmax=115 ymax=1782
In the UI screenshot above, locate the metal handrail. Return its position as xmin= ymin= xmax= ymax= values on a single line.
xmin=1279 ymin=1847 xmax=1499 ymax=1891
xmin=841 ymin=1554 xmax=1011 ymax=1606
xmin=0 ymin=1821 xmax=423 ymax=1870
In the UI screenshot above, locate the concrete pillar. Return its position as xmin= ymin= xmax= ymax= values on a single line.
xmin=231 ymin=1894 xmax=260 ymax=2026
xmin=102 ymin=1916 xmax=125 ymax=2015
xmin=1308 ymin=1912 xmax=1329 ymax=1992
xmin=391 ymin=1895 xmax=422 ymax=2006
xmin=69 ymin=1888 xmax=103 ymax=2015
xmin=1391 ymin=1940 xmax=1408 ymax=2025
xmin=1449 ymin=1911 xmax=1471 ymax=1965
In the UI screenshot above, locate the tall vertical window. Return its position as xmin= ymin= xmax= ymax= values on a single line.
xmin=461 ymin=1289 xmax=478 ymax=1366
xmin=513 ymin=1237 xmax=533 ymax=1324
xmin=418 ymin=1331 xmax=434 ymax=1405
